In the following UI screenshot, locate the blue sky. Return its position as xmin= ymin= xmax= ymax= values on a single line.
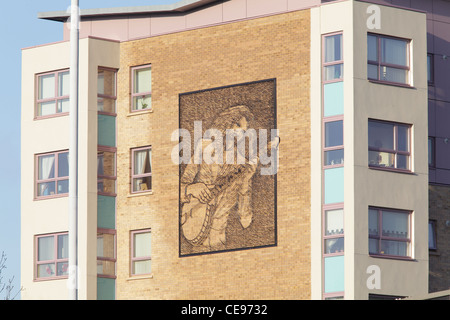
xmin=0 ymin=0 xmax=177 ymax=299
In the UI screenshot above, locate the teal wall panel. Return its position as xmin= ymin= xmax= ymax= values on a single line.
xmin=324 ymin=167 xmax=344 ymax=204
xmin=97 ymin=277 xmax=115 ymax=300
xmin=97 ymin=195 xmax=115 ymax=229
xmin=98 ymin=114 xmax=116 ymax=147
xmin=324 ymin=255 xmax=345 ymax=293
xmin=324 ymin=82 xmax=344 ymax=117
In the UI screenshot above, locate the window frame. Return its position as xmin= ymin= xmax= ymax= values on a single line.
xmin=97 ymin=146 xmax=117 ymax=197
xmin=130 ymin=146 xmax=152 ymax=194
xmin=428 ymin=137 xmax=435 ymax=168
xmin=428 ymin=220 xmax=437 ymax=251
xmin=368 ymin=207 xmax=412 ymax=259
xmin=368 ymin=119 xmax=412 ymax=173
xmin=367 ymin=33 xmax=411 ymax=87
xmin=34 ymin=232 xmax=69 ymax=281
xmin=323 ymin=115 xmax=344 ymax=168
xmin=323 ymin=32 xmax=344 ymax=83
xmin=427 ymin=53 xmax=434 ymax=86
xmin=131 ymin=65 xmax=152 ymax=112
xmin=97 ymin=228 xmax=117 ymax=279
xmin=35 ymin=69 xmax=70 ymax=120
xmin=323 ymin=204 xmax=345 ymax=256
xmin=97 ymin=67 xmax=118 ymax=116
xmin=130 ymin=229 xmax=152 ymax=276
xmin=35 ymin=150 xmax=69 ymax=200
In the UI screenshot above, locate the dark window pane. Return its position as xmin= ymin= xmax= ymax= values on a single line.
xmin=57 ymin=179 xmax=69 ymax=194
xmin=324 ymin=149 xmax=344 ymax=166
xmin=368 ymin=64 xmax=378 ymax=79
xmin=381 ymin=37 xmax=408 ymax=66
xmin=58 ymin=152 xmax=69 ymax=177
xmin=325 ymin=120 xmax=343 ymax=148
xmin=396 ymin=155 xmax=409 ymax=170
xmin=367 ymin=35 xmax=378 ymax=62
xmin=397 ymin=126 xmax=409 ymax=152
xmin=325 ymin=238 xmax=344 ymax=254
xmin=325 ymin=34 xmax=342 ymax=63
xmin=368 ymin=121 xmax=394 ymax=150
xmin=324 ymin=64 xmax=343 ymax=81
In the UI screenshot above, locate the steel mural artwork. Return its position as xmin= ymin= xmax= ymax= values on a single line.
xmin=174 ymin=79 xmax=279 ymax=256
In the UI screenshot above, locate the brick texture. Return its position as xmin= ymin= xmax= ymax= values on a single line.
xmin=428 ymin=185 xmax=450 ymax=293
xmin=115 ymin=10 xmax=311 ymax=299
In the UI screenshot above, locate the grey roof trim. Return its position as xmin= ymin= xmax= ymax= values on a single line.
xmin=38 ymin=0 xmax=221 ymax=22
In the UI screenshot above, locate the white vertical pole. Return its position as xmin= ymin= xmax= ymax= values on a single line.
xmin=69 ymin=0 xmax=79 ymax=301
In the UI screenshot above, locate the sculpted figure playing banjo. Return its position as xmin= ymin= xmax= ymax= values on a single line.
xmin=180 ymin=105 xmax=259 ymax=252
xmin=180 ymin=105 xmax=280 ymax=253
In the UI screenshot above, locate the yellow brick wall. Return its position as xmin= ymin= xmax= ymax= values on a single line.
xmin=115 ymin=9 xmax=311 ymax=299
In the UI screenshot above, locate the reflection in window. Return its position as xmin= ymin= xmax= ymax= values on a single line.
xmin=131 ymin=146 xmax=152 ymax=193
xmin=35 ymin=233 xmax=68 ymax=279
xmin=97 ymin=148 xmax=116 ymax=195
xmin=131 ymin=229 xmax=151 ymax=276
xmin=429 ymin=220 xmax=437 ymax=250
xmin=367 ymin=34 xmax=410 ymax=85
xmin=98 ymin=68 xmax=117 ymax=114
xmin=132 ymin=65 xmax=152 ymax=111
xmin=368 ymin=120 xmax=411 ymax=171
xmin=97 ymin=229 xmax=116 ymax=278
xmin=324 ymin=208 xmax=344 ymax=254
xmin=36 ymin=151 xmax=69 ymax=198
xmin=36 ymin=70 xmax=70 ymax=117
xmin=324 ymin=34 xmax=343 ymax=81
xmin=369 ymin=207 xmax=411 ymax=258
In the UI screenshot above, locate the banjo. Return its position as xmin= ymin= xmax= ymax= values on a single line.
xmin=181 ymin=137 xmax=279 ymax=246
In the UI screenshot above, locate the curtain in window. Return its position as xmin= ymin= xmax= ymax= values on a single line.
xmin=134 ymin=68 xmax=151 ymax=94
xmin=382 ymin=211 xmax=408 ymax=238
xmin=134 ymin=232 xmax=151 ymax=274
xmin=38 ymin=155 xmax=55 ymax=196
xmin=39 ymin=74 xmax=55 ymax=99
xmin=324 ymin=35 xmax=342 ymax=63
xmin=325 ymin=209 xmax=344 ymax=235
xmin=135 ymin=150 xmax=146 ymax=175
xmin=381 ymin=38 xmax=407 ymax=66
xmin=38 ymin=155 xmax=55 ymax=180
xmin=38 ymin=236 xmax=54 ymax=261
xmin=135 ymin=150 xmax=151 ymax=175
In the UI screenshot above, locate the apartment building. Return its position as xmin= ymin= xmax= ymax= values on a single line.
xmin=20 ymin=0 xmax=448 ymax=300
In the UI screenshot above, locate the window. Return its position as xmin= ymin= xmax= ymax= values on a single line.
xmin=369 ymin=207 xmax=411 ymax=258
xmin=323 ymin=33 xmax=343 ymax=81
xmin=36 ymin=70 xmax=70 ymax=117
xmin=98 ymin=147 xmax=116 ymax=196
xmin=368 ymin=120 xmax=411 ymax=171
xmin=35 ymin=232 xmax=68 ymax=280
xmin=131 ymin=65 xmax=151 ymax=111
xmin=324 ymin=119 xmax=344 ymax=167
xmin=97 ymin=229 xmax=116 ymax=278
xmin=429 ymin=220 xmax=437 ymax=250
xmin=324 ymin=208 xmax=344 ymax=254
xmin=98 ymin=68 xmax=117 ymax=114
xmin=428 ymin=137 xmax=435 ymax=167
xmin=427 ymin=53 xmax=434 ymax=85
xmin=36 ymin=151 xmax=69 ymax=199
xmin=367 ymin=34 xmax=410 ymax=85
xmin=131 ymin=229 xmax=151 ymax=276
xmin=131 ymin=146 xmax=152 ymax=193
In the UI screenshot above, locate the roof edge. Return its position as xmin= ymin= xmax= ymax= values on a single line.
xmin=38 ymin=0 xmax=221 ymax=22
